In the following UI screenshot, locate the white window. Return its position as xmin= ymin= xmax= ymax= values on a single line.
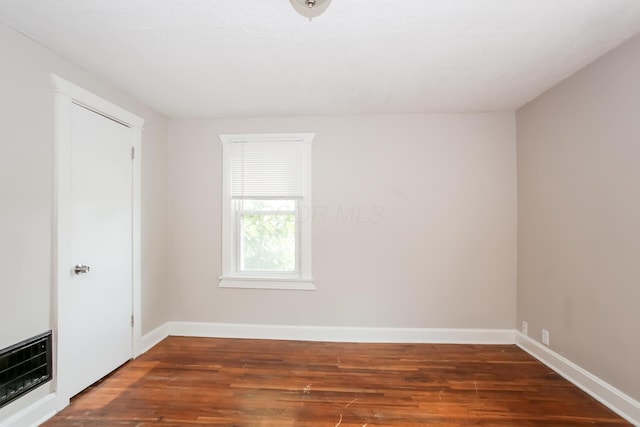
xmin=219 ymin=133 xmax=314 ymax=290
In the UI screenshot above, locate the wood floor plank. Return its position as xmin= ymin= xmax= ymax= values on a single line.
xmin=42 ymin=337 xmax=631 ymax=426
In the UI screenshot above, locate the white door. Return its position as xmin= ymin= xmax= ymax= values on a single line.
xmin=60 ymin=103 xmax=133 ymax=398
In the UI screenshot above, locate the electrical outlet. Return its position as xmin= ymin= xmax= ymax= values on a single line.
xmin=522 ymin=321 xmax=528 ymax=336
xmin=542 ymin=329 xmax=550 ymax=346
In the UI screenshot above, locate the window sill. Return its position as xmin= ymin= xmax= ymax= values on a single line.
xmin=219 ymin=276 xmax=316 ymax=291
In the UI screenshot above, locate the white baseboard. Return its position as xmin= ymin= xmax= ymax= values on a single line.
xmin=166 ymin=321 xmax=515 ymax=344
xmin=138 ymin=322 xmax=171 ymax=356
xmin=515 ymin=331 xmax=639 ymax=426
xmin=0 ymin=393 xmax=56 ymax=427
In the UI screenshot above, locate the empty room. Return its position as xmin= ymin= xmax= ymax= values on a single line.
xmin=1 ymin=0 xmax=639 ymax=425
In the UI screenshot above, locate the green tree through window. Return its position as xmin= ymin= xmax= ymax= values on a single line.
xmin=241 ymin=213 xmax=296 ymax=271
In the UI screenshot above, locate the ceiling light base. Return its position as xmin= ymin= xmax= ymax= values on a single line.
xmin=289 ymin=0 xmax=332 ymax=20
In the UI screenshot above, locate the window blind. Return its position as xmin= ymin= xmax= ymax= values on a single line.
xmin=231 ymin=141 xmax=304 ymax=199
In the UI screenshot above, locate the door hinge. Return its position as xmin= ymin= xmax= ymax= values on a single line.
xmin=131 ymin=147 xmax=135 ymax=159
xmin=131 ymin=315 xmax=134 ymax=327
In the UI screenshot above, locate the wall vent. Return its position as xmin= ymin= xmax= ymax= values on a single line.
xmin=0 ymin=331 xmax=52 ymax=408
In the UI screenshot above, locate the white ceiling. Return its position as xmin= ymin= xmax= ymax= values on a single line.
xmin=2 ymin=0 xmax=640 ymax=119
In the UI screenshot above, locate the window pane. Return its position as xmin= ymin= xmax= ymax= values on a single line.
xmin=240 ymin=199 xmax=295 ymax=212
xmin=241 ymin=214 xmax=296 ymax=272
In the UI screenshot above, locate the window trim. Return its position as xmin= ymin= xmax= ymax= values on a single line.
xmin=219 ymin=133 xmax=315 ymax=291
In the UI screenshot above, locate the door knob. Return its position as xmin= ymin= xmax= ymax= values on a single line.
xmin=73 ymin=264 xmax=91 ymax=275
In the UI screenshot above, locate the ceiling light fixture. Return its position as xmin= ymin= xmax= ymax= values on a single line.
xmin=289 ymin=0 xmax=332 ymax=20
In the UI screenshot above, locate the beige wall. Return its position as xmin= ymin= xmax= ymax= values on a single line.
xmin=0 ymin=21 xmax=168 ymax=416
xmin=517 ymin=36 xmax=640 ymax=401
xmin=167 ymin=113 xmax=517 ymax=328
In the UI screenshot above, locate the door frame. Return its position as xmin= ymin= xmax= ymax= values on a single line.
xmin=50 ymin=74 xmax=144 ymax=410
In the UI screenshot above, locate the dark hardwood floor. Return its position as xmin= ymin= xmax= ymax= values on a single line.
xmin=43 ymin=336 xmax=630 ymax=426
